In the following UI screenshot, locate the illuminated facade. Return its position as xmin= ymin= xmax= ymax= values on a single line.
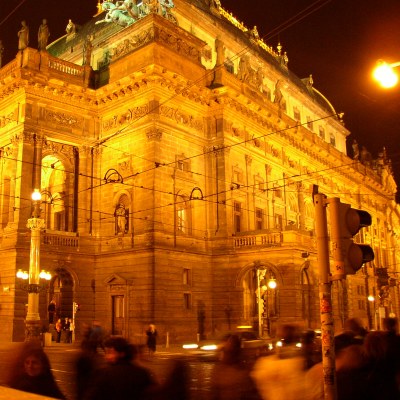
xmin=0 ymin=0 xmax=399 ymax=341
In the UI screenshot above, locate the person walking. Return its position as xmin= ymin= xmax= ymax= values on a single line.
xmin=210 ymin=334 xmax=261 ymax=400
xmin=83 ymin=336 xmax=158 ymax=400
xmin=146 ymin=324 xmax=158 ymax=355
xmin=251 ymin=324 xmax=306 ymax=400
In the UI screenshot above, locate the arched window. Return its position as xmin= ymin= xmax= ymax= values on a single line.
xmin=304 ymin=200 xmax=315 ymax=231
xmin=41 ymin=155 xmax=70 ymax=232
xmin=176 ymin=194 xmax=191 ymax=235
xmin=287 ymin=193 xmax=298 ymax=227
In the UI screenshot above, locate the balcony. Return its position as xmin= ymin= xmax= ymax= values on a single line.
xmin=42 ymin=231 xmax=79 ymax=250
xmin=233 ymin=227 xmax=314 ymax=250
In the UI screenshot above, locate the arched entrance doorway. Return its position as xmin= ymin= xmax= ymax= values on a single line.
xmin=49 ymin=268 xmax=74 ymax=322
xmin=241 ymin=262 xmax=279 ymax=338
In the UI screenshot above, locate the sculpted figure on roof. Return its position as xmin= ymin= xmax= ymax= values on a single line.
xmin=38 ymin=19 xmax=50 ymax=51
xmin=18 ymin=20 xmax=29 ymax=51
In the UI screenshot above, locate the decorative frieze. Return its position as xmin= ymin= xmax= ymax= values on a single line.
xmin=155 ymin=26 xmax=201 ymax=61
xmin=44 ymin=109 xmax=83 ymax=128
xmin=103 ymin=104 xmax=149 ymax=132
xmin=43 ymin=140 xmax=75 ymax=161
xmin=112 ymin=28 xmax=155 ymax=61
xmin=160 ymin=105 xmax=203 ymax=132
xmin=0 ymin=111 xmax=16 ymax=129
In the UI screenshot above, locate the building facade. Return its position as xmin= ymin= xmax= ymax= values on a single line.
xmin=0 ymin=0 xmax=399 ymax=342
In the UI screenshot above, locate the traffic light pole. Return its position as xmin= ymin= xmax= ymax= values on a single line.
xmin=314 ymin=193 xmax=337 ymax=400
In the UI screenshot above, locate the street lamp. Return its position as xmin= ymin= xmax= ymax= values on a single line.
xmin=372 ymin=60 xmax=400 ymax=88
xmin=257 ymin=269 xmax=277 ymax=337
xmin=367 ymin=295 xmax=377 ymax=330
xmin=24 ymin=189 xmax=46 ymax=341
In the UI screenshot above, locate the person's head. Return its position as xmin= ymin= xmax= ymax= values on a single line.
xmin=15 ymin=344 xmax=52 ymax=379
xmin=383 ymin=317 xmax=398 ymax=333
xmin=363 ymin=331 xmax=389 ymax=364
xmin=104 ymin=337 xmax=134 ymax=364
xmin=344 ymin=318 xmax=367 ymax=338
xmin=220 ymin=334 xmax=241 ymax=364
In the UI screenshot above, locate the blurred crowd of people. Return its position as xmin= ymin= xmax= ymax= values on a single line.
xmin=1 ymin=318 xmax=399 ymax=400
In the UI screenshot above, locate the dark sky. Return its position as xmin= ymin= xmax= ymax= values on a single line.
xmin=1 ymin=0 xmax=400 ymax=196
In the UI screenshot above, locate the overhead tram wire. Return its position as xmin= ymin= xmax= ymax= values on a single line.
xmin=0 ymin=0 xmax=29 ymax=28
xmin=264 ymin=0 xmax=333 ymax=41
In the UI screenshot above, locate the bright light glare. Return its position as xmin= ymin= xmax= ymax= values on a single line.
xmin=276 ymin=340 xmax=283 ymax=347
xmin=200 ymin=344 xmax=218 ymax=351
xmin=31 ymin=189 xmax=42 ymax=201
xmin=368 ymin=295 xmax=375 ymax=302
xmin=182 ymin=344 xmax=198 ymax=349
xmin=373 ymin=62 xmax=399 ymax=88
xmin=39 ymin=270 xmax=52 ymax=280
xmin=268 ymin=279 xmax=277 ymax=289
xmin=16 ymin=269 xmax=29 ymax=280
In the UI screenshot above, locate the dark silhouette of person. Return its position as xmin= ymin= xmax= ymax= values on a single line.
xmin=161 ymin=357 xmax=190 ymax=400
xmin=48 ymin=300 xmax=56 ymax=324
xmin=84 ymin=336 xmax=157 ymax=400
xmin=211 ymin=334 xmax=262 ymax=400
xmin=6 ymin=342 xmax=65 ymax=399
xmin=75 ymin=338 xmax=105 ymax=400
xmin=146 ymin=324 xmax=158 ymax=355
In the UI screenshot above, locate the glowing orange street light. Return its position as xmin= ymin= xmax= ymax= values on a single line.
xmin=372 ymin=60 xmax=400 ymax=88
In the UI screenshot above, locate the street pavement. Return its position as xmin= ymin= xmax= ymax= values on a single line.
xmin=0 ymin=341 xmax=214 ymax=400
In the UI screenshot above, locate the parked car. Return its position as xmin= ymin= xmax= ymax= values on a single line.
xmin=182 ymin=330 xmax=274 ymax=361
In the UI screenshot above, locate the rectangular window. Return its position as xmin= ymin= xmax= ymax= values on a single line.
xmin=275 ymin=214 xmax=283 ymax=229
xmin=177 ymin=208 xmax=186 ymax=233
xmin=54 ymin=211 xmax=65 ymax=231
xmin=319 ymin=127 xmax=325 ymax=140
xmin=233 ymin=201 xmax=242 ymax=233
xmin=256 ymin=180 xmax=265 ymax=191
xmin=293 ymin=107 xmax=301 ymax=122
xmin=274 ymin=185 xmax=282 ymax=199
xmin=307 ymin=116 xmax=313 ymax=130
xmin=255 ymin=208 xmax=264 ymax=230
xmin=358 ymin=300 xmax=365 ymax=310
xmin=183 ymin=269 xmax=190 ymax=285
xmin=184 ymin=293 xmax=191 ymax=310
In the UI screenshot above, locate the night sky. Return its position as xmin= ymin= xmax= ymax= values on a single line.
xmin=1 ymin=0 xmax=400 ymax=197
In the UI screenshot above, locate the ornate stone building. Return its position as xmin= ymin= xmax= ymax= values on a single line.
xmin=0 ymin=0 xmax=399 ymax=342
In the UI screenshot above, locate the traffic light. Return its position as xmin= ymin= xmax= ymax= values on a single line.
xmin=329 ymin=197 xmax=374 ymax=279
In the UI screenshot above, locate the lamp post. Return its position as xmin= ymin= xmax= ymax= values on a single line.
xmin=257 ymin=269 xmax=277 ymax=337
xmin=24 ymin=189 xmax=46 ymax=341
xmin=367 ymin=295 xmax=376 ymax=330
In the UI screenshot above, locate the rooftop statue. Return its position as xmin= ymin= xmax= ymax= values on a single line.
xmin=66 ymin=19 xmax=76 ymax=35
xmin=96 ymin=1 xmax=136 ymax=26
xmin=96 ymin=0 xmax=175 ymax=27
xmin=18 ymin=20 xmax=29 ymax=51
xmin=38 ymin=19 xmax=50 ymax=51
